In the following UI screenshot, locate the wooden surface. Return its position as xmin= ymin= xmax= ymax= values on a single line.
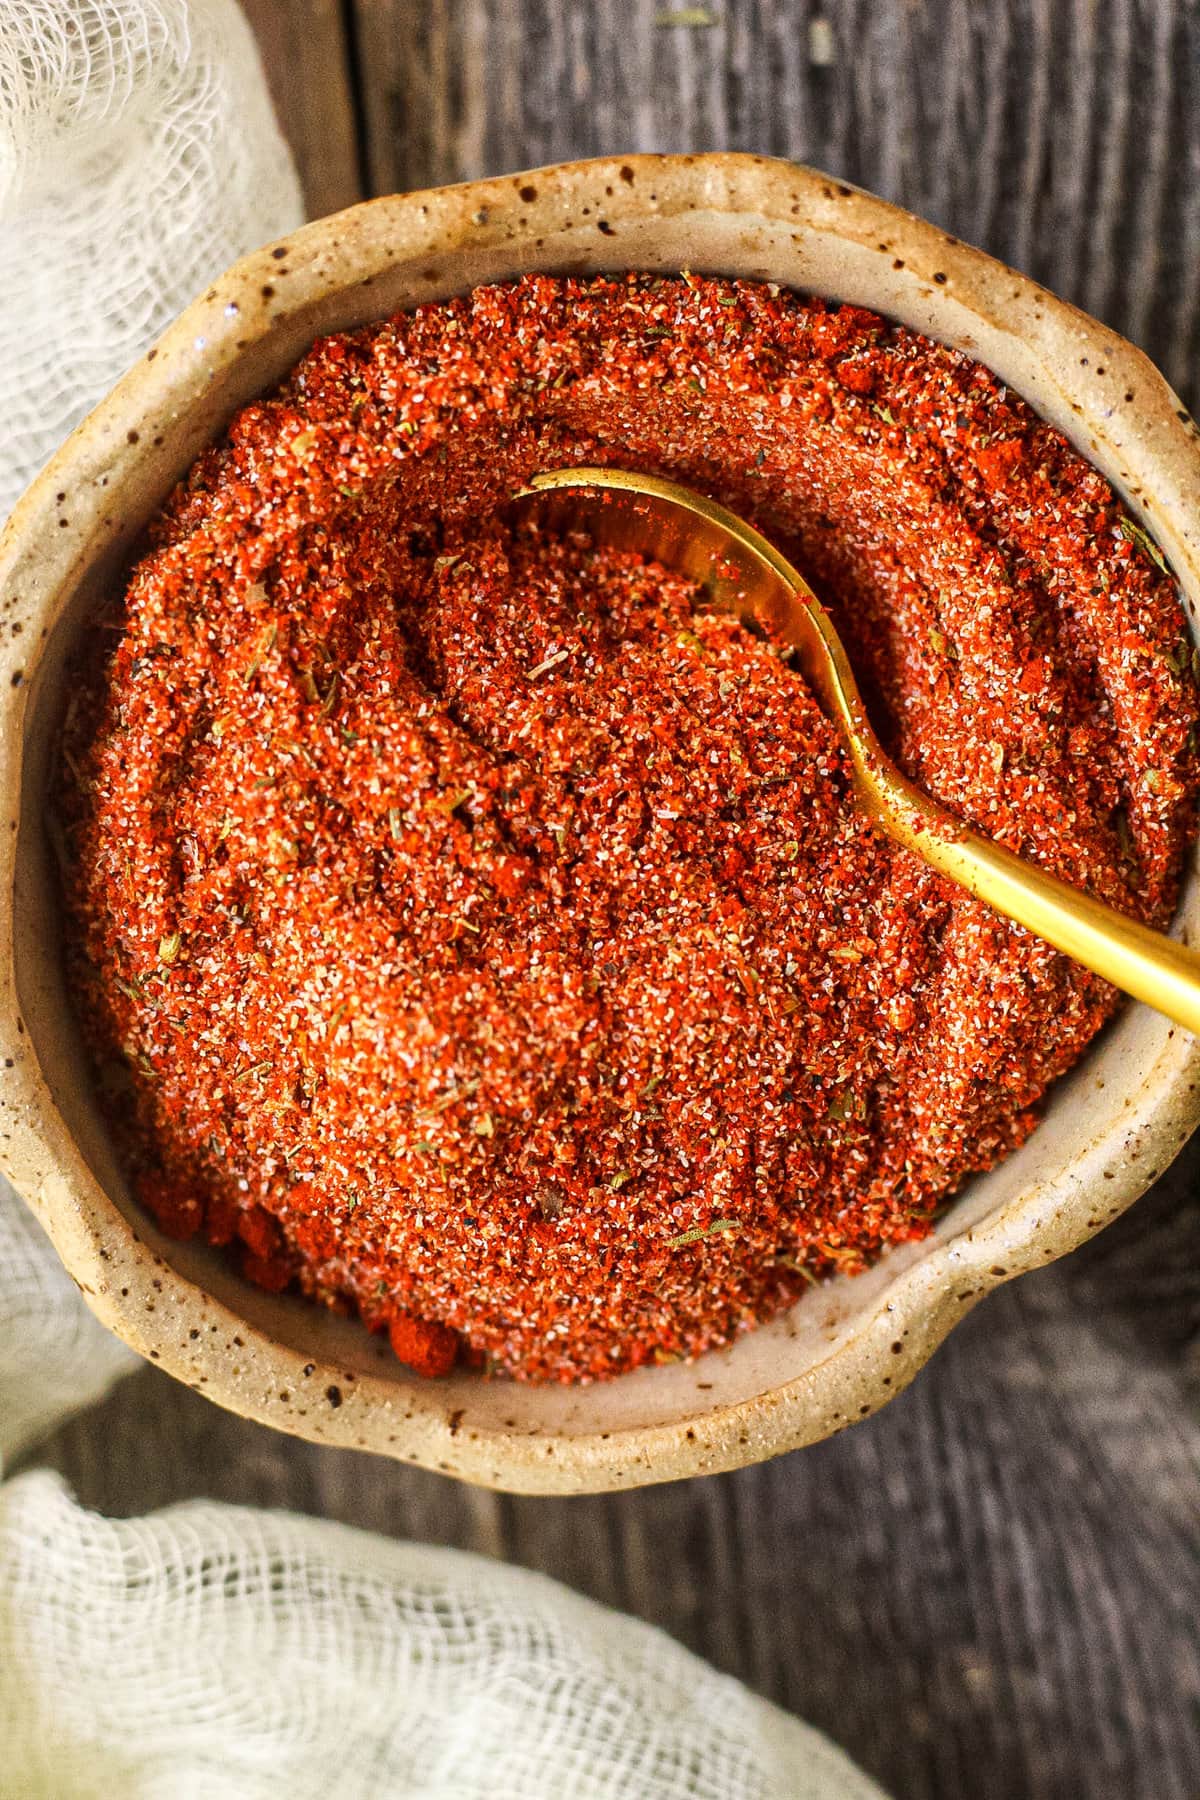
xmin=25 ymin=6 xmax=1200 ymax=1797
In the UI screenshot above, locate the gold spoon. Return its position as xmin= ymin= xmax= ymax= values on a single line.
xmin=514 ymin=466 xmax=1200 ymax=1035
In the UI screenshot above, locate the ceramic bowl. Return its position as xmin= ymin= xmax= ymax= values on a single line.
xmin=2 ymin=154 xmax=1198 ymax=1493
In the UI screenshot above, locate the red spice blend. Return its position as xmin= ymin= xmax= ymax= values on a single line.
xmin=60 ymin=274 xmax=1200 ymax=1382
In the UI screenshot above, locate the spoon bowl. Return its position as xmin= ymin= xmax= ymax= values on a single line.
xmin=517 ymin=466 xmax=1200 ymax=1036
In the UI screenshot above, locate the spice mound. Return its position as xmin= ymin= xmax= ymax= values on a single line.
xmin=61 ymin=275 xmax=1200 ymax=1383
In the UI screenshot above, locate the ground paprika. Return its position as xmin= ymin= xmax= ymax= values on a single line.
xmin=60 ymin=274 xmax=1200 ymax=1382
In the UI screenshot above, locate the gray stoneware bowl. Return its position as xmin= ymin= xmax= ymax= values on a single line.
xmin=2 ymin=155 xmax=1198 ymax=1492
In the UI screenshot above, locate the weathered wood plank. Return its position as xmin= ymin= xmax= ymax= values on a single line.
xmin=240 ymin=0 xmax=363 ymax=218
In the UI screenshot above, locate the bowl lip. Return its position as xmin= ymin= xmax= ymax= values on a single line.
xmin=1 ymin=150 xmax=1199 ymax=1493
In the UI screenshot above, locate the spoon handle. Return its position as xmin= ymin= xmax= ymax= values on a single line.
xmin=909 ymin=821 xmax=1200 ymax=1036
xmin=515 ymin=467 xmax=1200 ymax=1035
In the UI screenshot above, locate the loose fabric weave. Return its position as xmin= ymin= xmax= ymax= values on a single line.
xmin=0 ymin=1466 xmax=884 ymax=1800
xmin=0 ymin=0 xmax=302 ymax=516
xmin=0 ymin=6 xmax=882 ymax=1795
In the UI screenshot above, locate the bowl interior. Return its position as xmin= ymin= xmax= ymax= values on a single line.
xmin=7 ymin=160 xmax=1200 ymax=1487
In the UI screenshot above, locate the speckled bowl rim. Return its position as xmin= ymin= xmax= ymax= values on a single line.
xmin=1 ymin=154 xmax=1198 ymax=1492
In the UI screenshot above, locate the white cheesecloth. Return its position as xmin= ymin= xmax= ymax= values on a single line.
xmin=0 ymin=5 xmax=884 ymax=1794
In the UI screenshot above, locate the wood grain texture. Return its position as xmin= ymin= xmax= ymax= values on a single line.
xmin=239 ymin=0 xmax=362 ymax=219
xmin=31 ymin=6 xmax=1200 ymax=1798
